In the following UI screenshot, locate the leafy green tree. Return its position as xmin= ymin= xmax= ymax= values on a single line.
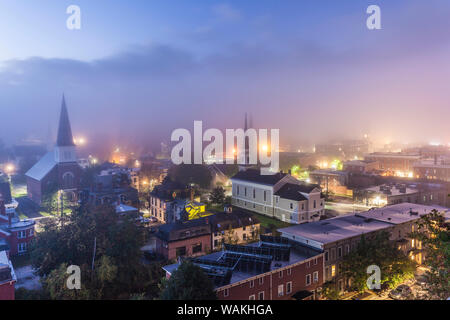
xmin=410 ymin=209 xmax=450 ymax=299
xmin=210 ymin=186 xmax=225 ymax=205
xmin=341 ymin=231 xmax=416 ymax=293
xmin=159 ymin=261 xmax=217 ymax=300
xmin=30 ymin=204 xmax=164 ymax=299
xmin=168 ymin=164 xmax=213 ymax=189
xmin=43 ymin=263 xmax=90 ymax=300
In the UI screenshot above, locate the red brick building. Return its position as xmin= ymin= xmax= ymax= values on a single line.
xmin=155 ymin=218 xmax=212 ymax=260
xmin=26 ymin=95 xmax=81 ymax=204
xmin=0 ymin=250 xmax=16 ymax=300
xmin=163 ymin=236 xmax=324 ymax=300
xmin=0 ymin=199 xmax=35 ymax=256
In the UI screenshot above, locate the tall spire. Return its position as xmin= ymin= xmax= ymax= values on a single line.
xmin=56 ymin=94 xmax=75 ymax=147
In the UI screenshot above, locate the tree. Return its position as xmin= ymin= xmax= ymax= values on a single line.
xmin=159 ymin=261 xmax=217 ymax=300
xmin=30 ymin=204 xmax=164 ymax=299
xmin=341 ymin=231 xmax=416 ymax=293
xmin=168 ymin=164 xmax=213 ymax=189
xmin=410 ymin=209 xmax=450 ymax=299
xmin=210 ymin=186 xmax=225 ymax=205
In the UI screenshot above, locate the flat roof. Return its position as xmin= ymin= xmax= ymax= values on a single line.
xmin=357 ymin=203 xmax=449 ymax=225
xmin=279 ymin=203 xmax=449 ymax=246
xmin=163 ymin=241 xmax=319 ymax=288
xmin=279 ymin=214 xmax=391 ymax=246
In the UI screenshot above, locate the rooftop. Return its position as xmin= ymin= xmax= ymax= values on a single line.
xmin=163 ymin=237 xmax=320 ymax=288
xmin=279 ymin=203 xmax=449 ymax=247
xmin=274 ymin=183 xmax=320 ymax=201
xmin=231 ymin=169 xmax=287 ymax=186
xmin=0 ymin=250 xmax=16 ymax=285
xmin=25 ymin=151 xmax=56 ymax=181
xmin=279 ymin=214 xmax=391 ymax=246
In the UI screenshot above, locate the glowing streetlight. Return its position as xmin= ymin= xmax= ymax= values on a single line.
xmin=5 ymin=164 xmax=15 ymax=174
xmin=261 ymin=144 xmax=268 ymax=152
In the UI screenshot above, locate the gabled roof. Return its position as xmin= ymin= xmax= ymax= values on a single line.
xmin=25 ymin=151 xmax=56 ymax=181
xmin=57 ymin=95 xmax=75 ymax=147
xmin=231 ymin=169 xmax=287 ymax=186
xmin=274 ymin=183 xmax=321 ymax=201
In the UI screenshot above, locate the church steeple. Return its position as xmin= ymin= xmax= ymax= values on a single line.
xmin=56 ymin=94 xmax=75 ymax=147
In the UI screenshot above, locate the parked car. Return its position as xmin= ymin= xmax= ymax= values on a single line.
xmin=389 ymin=285 xmax=412 ymax=300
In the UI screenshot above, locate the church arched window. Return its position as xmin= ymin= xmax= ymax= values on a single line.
xmin=62 ymin=172 xmax=75 ymax=189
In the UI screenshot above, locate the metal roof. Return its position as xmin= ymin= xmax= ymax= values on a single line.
xmin=25 ymin=151 xmax=56 ymax=181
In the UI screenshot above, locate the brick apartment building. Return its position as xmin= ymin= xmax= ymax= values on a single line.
xmin=163 ymin=236 xmax=324 ymax=300
xmin=0 ymin=250 xmax=16 ymax=300
xmin=154 ymin=207 xmax=261 ymax=260
xmin=364 ymin=152 xmax=421 ymax=175
xmin=279 ymin=203 xmax=450 ymax=293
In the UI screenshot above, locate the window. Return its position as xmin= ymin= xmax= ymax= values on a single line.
xmin=17 ymin=230 xmax=26 ymax=239
xmin=253 ymin=189 xmax=256 ymax=199
xmin=345 ymin=244 xmax=350 ymax=255
xmin=306 ymin=274 xmax=311 ymax=286
xmin=243 ymin=233 xmax=247 ymax=240
xmin=324 ymin=250 xmax=329 ymax=262
xmin=258 ymin=291 xmax=264 ymax=300
xmin=338 ymin=246 xmax=342 ymax=258
xmin=62 ymin=172 xmax=75 ymax=189
xmin=313 ymin=200 xmax=316 ymax=208
xmin=245 ymin=187 xmax=247 ymax=196
xmin=192 ymin=243 xmax=202 ymax=254
xmin=29 ymin=229 xmax=34 ymax=237
xmin=278 ymin=284 xmax=284 ymax=297
xmin=250 ymin=280 xmax=254 ymax=288
xmin=286 ymin=282 xmax=292 ymax=294
xmin=237 ymin=186 xmax=240 ymax=195
xmin=18 ymin=242 xmax=27 ymax=253
xmin=325 ymin=267 xmax=330 ymax=279
xmin=259 ymin=277 xmax=264 ymax=285
xmin=290 ymin=203 xmax=293 ymax=209
xmin=313 ymin=271 xmax=319 ymax=283
xmin=279 ymin=270 xmax=283 ymax=278
xmin=249 ymin=295 xmax=255 ymax=300
xmin=176 ymin=246 xmax=186 ymax=257
xmin=264 ymin=191 xmax=267 ymax=202
xmin=313 ymin=258 xmax=318 ymax=265
xmin=331 ymin=265 xmax=336 ymax=277
xmin=331 ymin=248 xmax=336 ymax=261
xmin=287 ymin=268 xmax=292 ymax=275
xmin=224 ymin=288 xmax=229 ymax=297
xmin=301 ymin=203 xmax=304 ymax=210
xmin=306 ymin=261 xmax=311 ymax=268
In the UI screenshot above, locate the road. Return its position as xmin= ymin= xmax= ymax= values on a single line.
xmin=325 ymin=201 xmax=372 ymax=216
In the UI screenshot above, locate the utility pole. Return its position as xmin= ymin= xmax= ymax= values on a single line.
xmin=91 ymin=236 xmax=97 ymax=281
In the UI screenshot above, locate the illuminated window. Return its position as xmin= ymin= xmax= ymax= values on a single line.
xmin=331 ymin=265 xmax=336 ymax=277
xmin=278 ymin=284 xmax=284 ymax=297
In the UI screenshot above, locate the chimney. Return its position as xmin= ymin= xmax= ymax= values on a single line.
xmin=0 ymin=197 xmax=5 ymax=217
xmin=8 ymin=209 xmax=12 ymax=228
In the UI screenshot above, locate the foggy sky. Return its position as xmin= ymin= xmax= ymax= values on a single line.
xmin=1 ymin=0 xmax=450 ymax=150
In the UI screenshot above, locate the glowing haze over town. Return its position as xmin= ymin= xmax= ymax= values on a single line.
xmin=0 ymin=0 xmax=449 ymax=305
